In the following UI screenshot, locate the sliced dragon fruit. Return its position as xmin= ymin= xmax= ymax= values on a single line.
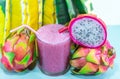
xmin=69 ymin=14 xmax=107 ymax=48
xmin=70 ymin=40 xmax=116 ymax=75
xmin=59 ymin=14 xmax=107 ymax=48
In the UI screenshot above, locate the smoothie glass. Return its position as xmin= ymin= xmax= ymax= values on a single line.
xmin=37 ymin=24 xmax=71 ymax=76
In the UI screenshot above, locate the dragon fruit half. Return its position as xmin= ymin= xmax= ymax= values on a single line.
xmin=1 ymin=27 xmax=37 ymax=72
xmin=69 ymin=14 xmax=107 ymax=48
xmin=70 ymin=40 xmax=116 ymax=75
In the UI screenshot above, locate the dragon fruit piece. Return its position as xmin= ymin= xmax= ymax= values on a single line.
xmin=1 ymin=27 xmax=37 ymax=72
xmin=70 ymin=40 xmax=116 ymax=75
xmin=69 ymin=14 xmax=107 ymax=48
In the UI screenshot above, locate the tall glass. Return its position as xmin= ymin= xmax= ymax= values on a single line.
xmin=37 ymin=24 xmax=71 ymax=76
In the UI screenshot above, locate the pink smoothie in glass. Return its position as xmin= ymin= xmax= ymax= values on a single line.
xmin=37 ymin=24 xmax=71 ymax=75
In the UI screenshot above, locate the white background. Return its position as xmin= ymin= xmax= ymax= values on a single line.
xmin=92 ymin=0 xmax=120 ymax=25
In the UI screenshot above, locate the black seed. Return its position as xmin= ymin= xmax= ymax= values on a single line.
xmin=102 ymin=37 xmax=104 ymax=40
xmin=83 ymin=19 xmax=86 ymax=22
xmin=83 ymin=23 xmax=85 ymax=26
xmin=78 ymin=32 xmax=82 ymax=35
xmin=86 ymin=33 xmax=90 ymax=37
xmin=78 ymin=37 xmax=82 ymax=41
xmin=76 ymin=26 xmax=78 ymax=29
xmin=73 ymin=29 xmax=76 ymax=32
xmin=83 ymin=37 xmax=86 ymax=40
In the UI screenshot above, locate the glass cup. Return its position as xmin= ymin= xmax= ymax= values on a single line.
xmin=37 ymin=24 xmax=71 ymax=76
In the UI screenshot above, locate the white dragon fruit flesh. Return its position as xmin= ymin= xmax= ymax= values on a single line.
xmin=69 ymin=14 xmax=107 ymax=48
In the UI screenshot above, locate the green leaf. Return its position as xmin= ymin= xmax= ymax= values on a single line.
xmin=65 ymin=0 xmax=77 ymax=19
xmin=90 ymin=2 xmax=93 ymax=11
xmin=55 ymin=0 xmax=70 ymax=24
xmin=73 ymin=0 xmax=88 ymax=14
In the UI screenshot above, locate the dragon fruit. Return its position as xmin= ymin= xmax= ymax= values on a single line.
xmin=1 ymin=27 xmax=37 ymax=72
xmin=70 ymin=40 xmax=116 ymax=75
xmin=69 ymin=14 xmax=107 ymax=48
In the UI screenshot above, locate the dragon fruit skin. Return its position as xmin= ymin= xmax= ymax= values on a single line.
xmin=1 ymin=29 xmax=36 ymax=72
xmin=69 ymin=14 xmax=107 ymax=48
xmin=70 ymin=40 xmax=116 ymax=75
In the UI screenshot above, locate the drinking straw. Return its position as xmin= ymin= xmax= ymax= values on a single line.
xmin=10 ymin=25 xmax=40 ymax=38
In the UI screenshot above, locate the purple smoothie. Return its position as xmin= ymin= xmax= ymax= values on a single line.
xmin=37 ymin=24 xmax=71 ymax=75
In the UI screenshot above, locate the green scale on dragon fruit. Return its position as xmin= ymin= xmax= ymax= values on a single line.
xmin=1 ymin=27 xmax=37 ymax=72
xmin=70 ymin=40 xmax=116 ymax=75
